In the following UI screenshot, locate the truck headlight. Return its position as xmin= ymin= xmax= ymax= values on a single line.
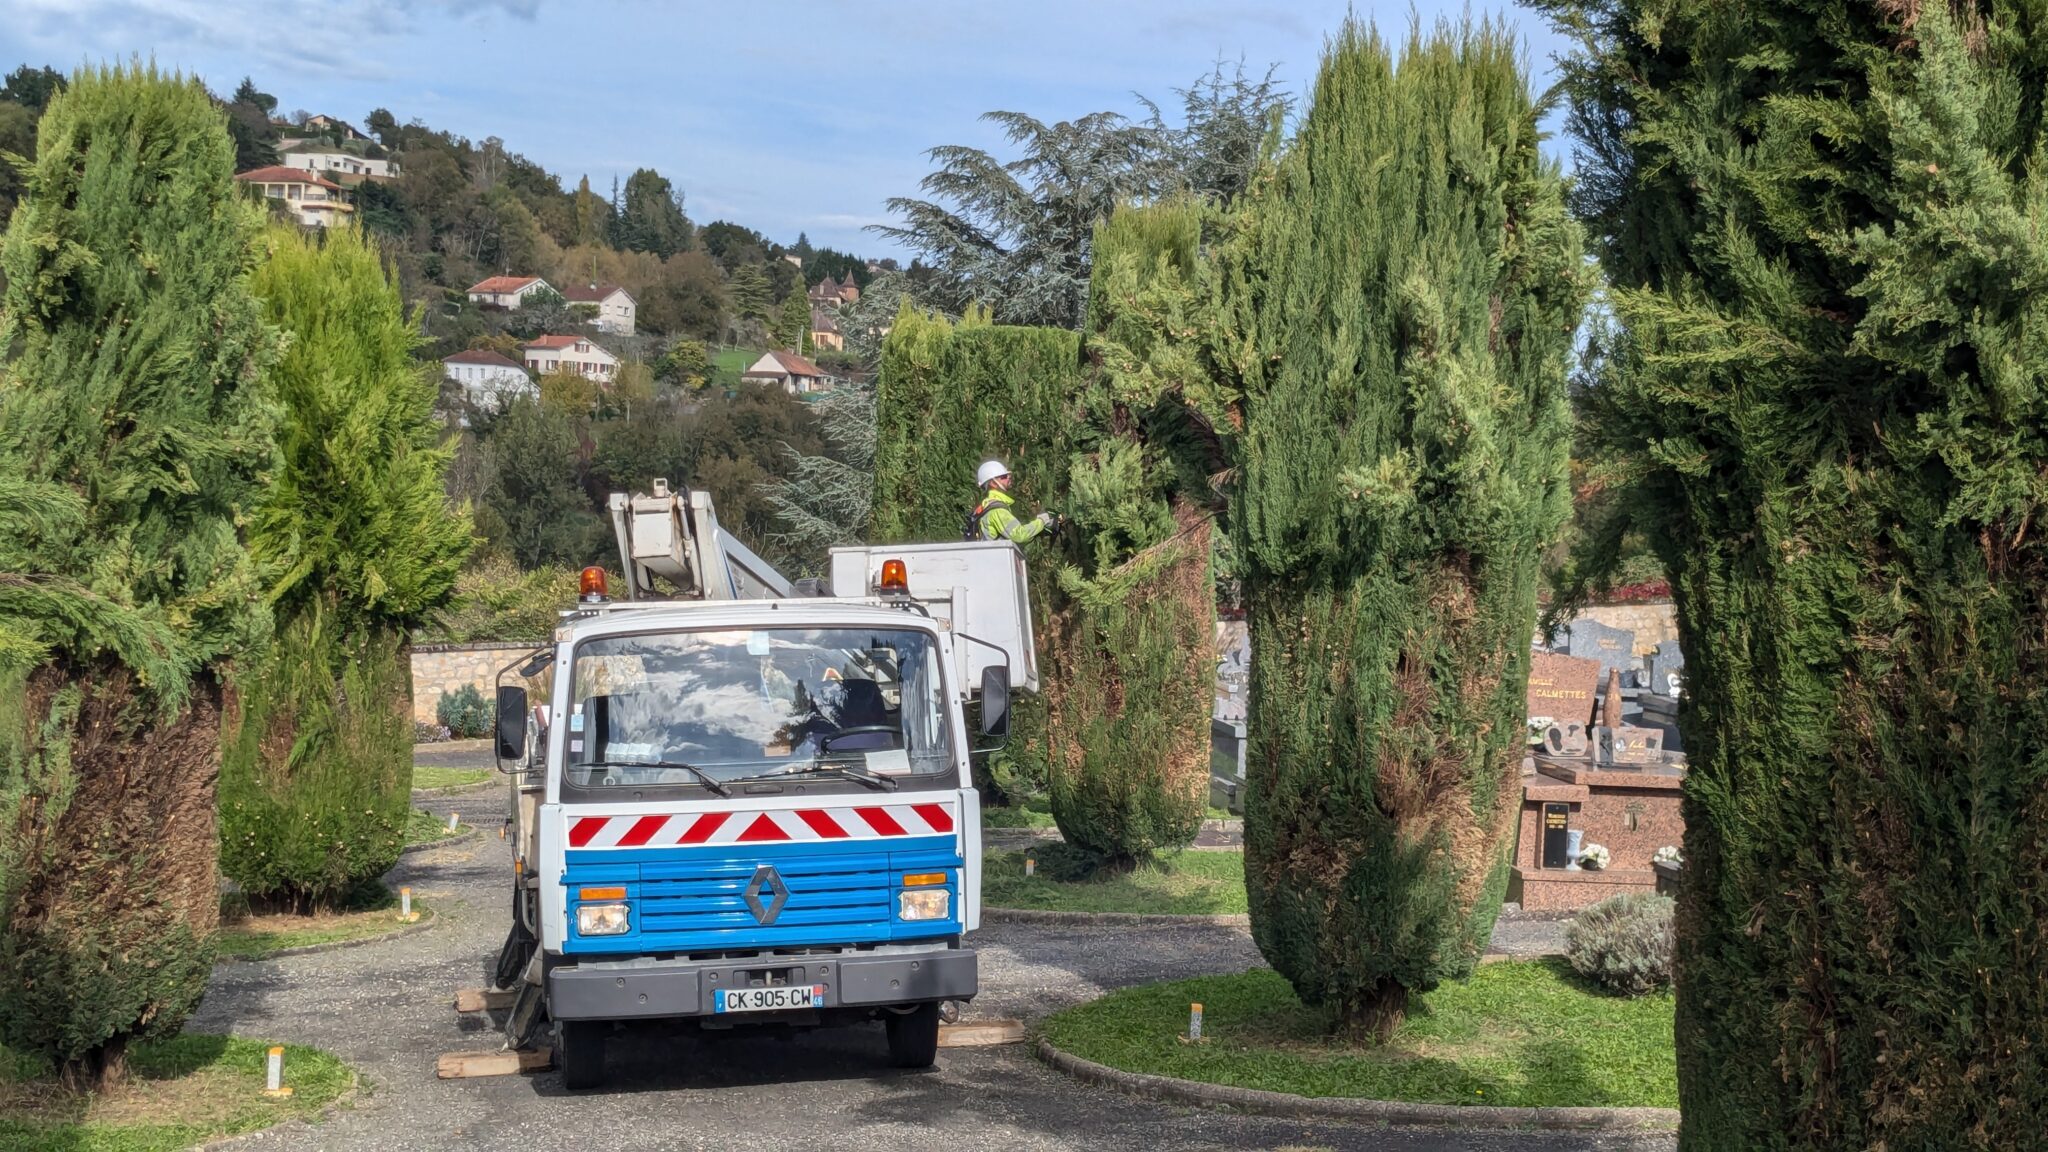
xmin=577 ymin=902 xmax=630 ymax=936
xmin=898 ymin=889 xmax=950 ymax=921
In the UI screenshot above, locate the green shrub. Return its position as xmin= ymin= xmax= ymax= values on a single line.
xmin=1565 ymin=894 xmax=1674 ymax=997
xmin=437 ymin=684 xmax=492 ymax=739
xmin=0 ymin=64 xmax=276 ymax=1088
xmin=217 ymin=222 xmax=468 ymax=913
xmin=219 ymin=615 xmax=413 ymax=911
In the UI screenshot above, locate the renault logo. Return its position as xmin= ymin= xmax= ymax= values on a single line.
xmin=743 ymin=864 xmax=790 ymax=926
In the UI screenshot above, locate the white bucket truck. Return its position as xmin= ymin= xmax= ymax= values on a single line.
xmin=489 ymin=481 xmax=1034 ymax=1089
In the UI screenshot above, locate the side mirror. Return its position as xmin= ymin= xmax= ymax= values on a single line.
xmin=496 ymin=685 xmax=529 ymax=765
xmin=979 ymin=666 xmax=1011 ymax=739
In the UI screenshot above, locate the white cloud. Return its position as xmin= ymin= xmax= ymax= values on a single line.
xmin=6 ymin=0 xmax=541 ymax=80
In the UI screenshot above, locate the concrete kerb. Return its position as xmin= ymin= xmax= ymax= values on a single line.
xmin=214 ymin=908 xmax=441 ymax=965
xmin=983 ymin=907 xmax=1250 ymax=927
xmin=1033 ymin=1037 xmax=1680 ymax=1134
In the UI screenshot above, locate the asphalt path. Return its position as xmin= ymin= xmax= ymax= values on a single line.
xmin=190 ymin=778 xmax=1671 ymax=1152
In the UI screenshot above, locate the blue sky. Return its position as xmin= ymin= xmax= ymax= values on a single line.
xmin=0 ymin=1 xmax=1573 ymax=259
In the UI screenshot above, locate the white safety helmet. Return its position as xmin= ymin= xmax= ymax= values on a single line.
xmin=976 ymin=459 xmax=1011 ymax=487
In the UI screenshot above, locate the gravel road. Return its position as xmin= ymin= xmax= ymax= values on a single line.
xmin=188 ymin=782 xmax=1668 ymax=1152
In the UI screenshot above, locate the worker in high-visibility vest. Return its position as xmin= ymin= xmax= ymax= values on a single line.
xmin=967 ymin=459 xmax=1060 ymax=545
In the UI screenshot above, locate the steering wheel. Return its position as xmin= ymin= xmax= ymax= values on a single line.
xmin=819 ymin=725 xmax=901 ymax=753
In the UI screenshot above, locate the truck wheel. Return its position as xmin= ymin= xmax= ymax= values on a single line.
xmin=555 ymin=1020 xmax=606 ymax=1090
xmin=885 ymin=1003 xmax=940 ymax=1069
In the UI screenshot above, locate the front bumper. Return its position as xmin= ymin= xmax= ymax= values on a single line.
xmin=546 ymin=947 xmax=976 ymax=1021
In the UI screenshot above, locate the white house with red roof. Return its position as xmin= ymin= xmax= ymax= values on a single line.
xmin=740 ymin=350 xmax=832 ymax=395
xmin=523 ymin=335 xmax=618 ymax=381
xmin=443 ymin=348 xmax=534 ymax=409
xmin=561 ymin=282 xmax=637 ymax=336
xmin=467 ymin=276 xmax=555 ymax=310
xmin=235 ymin=166 xmax=353 ymax=228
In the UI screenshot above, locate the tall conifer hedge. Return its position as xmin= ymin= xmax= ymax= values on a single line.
xmin=220 ymin=225 xmax=472 ymax=910
xmin=870 ymin=305 xmax=1080 ymax=801
xmin=0 ymin=65 xmax=277 ymax=1087
xmin=1230 ymin=23 xmax=1586 ymax=1038
xmin=1542 ymin=3 xmax=2048 ymax=1142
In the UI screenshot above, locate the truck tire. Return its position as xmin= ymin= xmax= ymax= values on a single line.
xmin=885 ymin=1003 xmax=940 ymax=1069
xmin=556 ymin=1020 xmax=606 ymax=1090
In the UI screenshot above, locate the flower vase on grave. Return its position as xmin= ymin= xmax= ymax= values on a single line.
xmin=1565 ymin=829 xmax=1584 ymax=871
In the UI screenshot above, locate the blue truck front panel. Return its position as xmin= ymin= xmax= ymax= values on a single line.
xmin=563 ymin=835 xmax=962 ymax=955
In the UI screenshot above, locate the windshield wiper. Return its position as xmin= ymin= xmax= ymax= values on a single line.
xmin=730 ymin=763 xmax=899 ymax=792
xmin=581 ymin=759 xmax=731 ymax=797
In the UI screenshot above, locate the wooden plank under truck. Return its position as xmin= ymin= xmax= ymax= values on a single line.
xmin=488 ymin=479 xmax=1034 ymax=1089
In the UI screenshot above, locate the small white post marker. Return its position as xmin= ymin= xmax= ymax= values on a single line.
xmin=1024 ymin=858 xmax=1035 ymax=877
xmin=448 ymin=811 xmax=461 ymax=832
xmin=1189 ymin=1002 xmax=1203 ymax=1041
xmin=263 ymin=1045 xmax=292 ymax=1097
xmin=399 ymin=886 xmax=416 ymax=922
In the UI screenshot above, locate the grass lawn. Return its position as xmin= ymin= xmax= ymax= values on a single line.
xmin=411 ymin=763 xmax=493 ymax=792
xmin=982 ymin=797 xmax=1057 ymax=829
xmin=0 ymin=1034 xmax=353 ymax=1152
xmin=982 ymin=849 xmax=1247 ymax=915
xmin=1041 ymin=960 xmax=1676 ymax=1110
xmin=985 ymin=800 xmax=1234 ymax=829
xmin=711 ymin=346 xmax=761 ymax=388
xmin=216 ymin=888 xmax=429 ymax=961
xmin=405 ymin=807 xmax=469 ymax=847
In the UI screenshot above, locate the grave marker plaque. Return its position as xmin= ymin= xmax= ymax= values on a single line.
xmin=1541 ymin=803 xmax=1572 ymax=869
xmin=1528 ymin=651 xmax=1602 ymax=728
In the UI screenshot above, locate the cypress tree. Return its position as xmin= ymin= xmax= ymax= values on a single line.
xmin=1042 ymin=200 xmax=1233 ymax=865
xmin=0 ymin=64 xmax=276 ymax=1088
xmin=778 ymin=286 xmax=810 ymax=354
xmin=219 ymin=225 xmax=473 ymax=911
xmin=1540 ymin=2 xmax=2048 ymax=1143
xmin=1230 ymin=23 xmax=1586 ymax=1038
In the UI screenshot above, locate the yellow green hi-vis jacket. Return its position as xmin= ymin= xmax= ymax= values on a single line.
xmin=972 ymin=487 xmax=1046 ymax=544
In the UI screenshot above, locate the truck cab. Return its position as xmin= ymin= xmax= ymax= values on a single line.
xmin=491 ymin=482 xmax=1032 ymax=1089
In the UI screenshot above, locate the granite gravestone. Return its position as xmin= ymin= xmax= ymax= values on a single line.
xmin=1528 ymin=651 xmax=1602 ymax=728
xmin=1566 ymin=618 xmax=1637 ymax=679
xmin=1648 ymin=639 xmax=1685 ymax=696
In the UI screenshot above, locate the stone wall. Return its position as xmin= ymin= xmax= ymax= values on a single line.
xmin=411 ymin=642 xmax=539 ymax=725
xmin=1569 ymin=601 xmax=1678 ymax=656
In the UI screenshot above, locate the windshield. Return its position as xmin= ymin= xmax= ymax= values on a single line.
xmin=562 ymin=626 xmax=953 ymax=797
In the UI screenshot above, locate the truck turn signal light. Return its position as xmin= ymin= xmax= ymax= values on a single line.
xmin=901 ymin=872 xmax=946 ymax=887
xmin=577 ymin=886 xmax=627 ymax=901
xmin=879 ymin=559 xmax=908 ymax=594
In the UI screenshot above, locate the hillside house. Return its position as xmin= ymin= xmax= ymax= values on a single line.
xmin=280 ymin=142 xmax=399 ymax=180
xmin=808 ymin=274 xmax=861 ymax=308
xmin=524 ymin=335 xmax=618 ymax=381
xmin=561 ymin=282 xmax=637 ymax=335
xmin=443 ymin=349 xmax=534 ymax=409
xmin=809 ymin=306 xmax=844 ymax=353
xmin=741 ymin=350 xmax=831 ymax=395
xmin=235 ymin=166 xmax=353 ymax=228
xmin=468 ymin=276 xmax=555 ymax=309
xmin=302 ymin=114 xmax=366 ymax=141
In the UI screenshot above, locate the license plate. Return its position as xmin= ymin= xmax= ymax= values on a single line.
xmin=714 ymin=984 xmax=826 ymax=1013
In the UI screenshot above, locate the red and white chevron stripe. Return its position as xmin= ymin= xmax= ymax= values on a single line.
xmin=567 ymin=802 xmax=957 ymax=850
